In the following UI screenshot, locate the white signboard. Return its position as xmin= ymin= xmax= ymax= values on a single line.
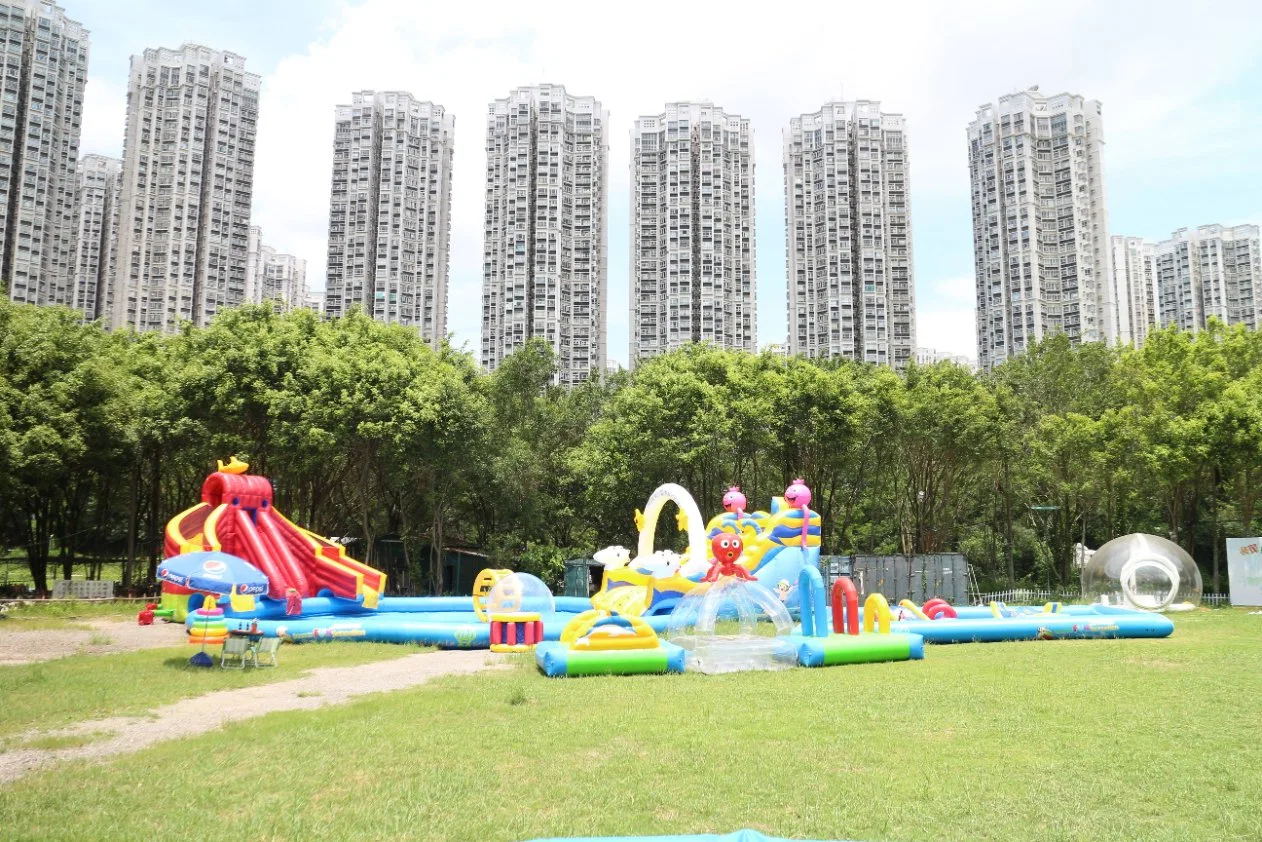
xmin=1225 ymin=538 xmax=1262 ymax=606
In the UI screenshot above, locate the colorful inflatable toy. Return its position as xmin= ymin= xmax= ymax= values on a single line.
xmin=155 ymin=468 xmax=1175 ymax=659
xmin=789 ymin=567 xmax=925 ymax=667
xmin=536 ymin=610 xmax=686 ymax=677
xmin=164 ymin=464 xmax=385 ymax=619
xmin=186 ymin=597 xmax=228 ymax=646
xmin=486 ymin=572 xmax=554 ymax=653
xmin=591 ymin=481 xmax=822 ymax=617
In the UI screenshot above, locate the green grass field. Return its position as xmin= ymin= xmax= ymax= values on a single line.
xmin=1 ymin=599 xmax=141 ymax=630
xmin=2 ymin=609 xmax=1260 ymax=842
xmin=0 ymin=560 xmax=126 ymax=588
xmin=0 ymin=642 xmax=420 ymax=746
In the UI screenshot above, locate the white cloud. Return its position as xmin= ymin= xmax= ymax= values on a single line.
xmin=244 ymin=0 xmax=1262 ymax=363
xmin=916 ymin=276 xmax=977 ymax=360
xmin=80 ymin=75 xmax=127 ymax=158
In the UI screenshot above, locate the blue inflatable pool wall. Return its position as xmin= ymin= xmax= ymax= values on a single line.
xmin=211 ymin=589 xmax=1173 ymax=650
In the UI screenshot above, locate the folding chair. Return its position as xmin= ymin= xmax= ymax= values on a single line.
xmin=254 ymin=637 xmax=281 ymax=667
xmin=221 ymin=636 xmax=253 ymax=669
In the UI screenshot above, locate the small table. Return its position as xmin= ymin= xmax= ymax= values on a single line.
xmin=228 ymin=628 xmax=265 ymax=660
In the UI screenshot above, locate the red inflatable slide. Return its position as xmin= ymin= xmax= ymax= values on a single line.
xmin=165 ymin=468 xmax=384 ymax=608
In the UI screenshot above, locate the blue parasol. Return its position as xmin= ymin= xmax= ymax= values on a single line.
xmin=157 ymin=551 xmax=268 ymax=597
xmin=158 ymin=552 xmax=268 ymax=668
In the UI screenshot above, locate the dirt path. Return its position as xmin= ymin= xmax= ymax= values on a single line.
xmin=0 ymin=618 xmax=186 ymax=666
xmin=0 ymin=649 xmax=506 ymax=785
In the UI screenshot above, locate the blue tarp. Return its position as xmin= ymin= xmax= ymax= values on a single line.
xmin=526 ymin=832 xmax=854 ymax=842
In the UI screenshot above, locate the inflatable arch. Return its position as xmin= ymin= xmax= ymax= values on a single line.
xmin=637 ymin=483 xmax=709 ymax=567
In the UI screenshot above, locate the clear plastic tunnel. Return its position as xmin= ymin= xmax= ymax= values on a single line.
xmin=1081 ymin=533 xmax=1202 ymax=612
xmin=665 ymin=577 xmax=797 ymax=673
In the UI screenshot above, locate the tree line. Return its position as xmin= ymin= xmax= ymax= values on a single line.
xmin=2 ymin=298 xmax=1259 ymax=596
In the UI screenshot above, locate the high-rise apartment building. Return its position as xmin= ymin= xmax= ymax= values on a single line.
xmin=246 ymin=223 xmax=307 ymax=313
xmin=482 ymin=84 xmax=608 ymax=386
xmin=69 ymin=153 xmax=120 ymax=320
xmin=0 ymin=1 xmax=88 ymax=307
xmin=265 ymin=251 xmax=306 ymax=312
xmin=304 ymin=289 xmax=324 ymax=314
xmin=630 ymin=102 xmax=755 ymax=363
xmin=1155 ymin=224 xmax=1261 ymax=333
xmin=968 ymin=88 xmax=1110 ymax=370
xmin=112 ymin=44 xmax=259 ymax=331
xmin=914 ymin=346 xmax=976 ymax=369
xmin=784 ymin=100 xmax=915 ymax=367
xmin=245 ymin=223 xmax=266 ymax=305
xmin=1107 ymin=235 xmax=1158 ymax=346
xmin=323 ymin=91 xmax=453 ymax=345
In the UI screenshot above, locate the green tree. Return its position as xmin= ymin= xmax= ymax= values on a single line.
xmin=0 ymin=302 xmax=126 ymax=592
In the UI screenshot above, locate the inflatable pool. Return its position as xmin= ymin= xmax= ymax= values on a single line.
xmin=884 ymin=603 xmax=1174 ymax=643
xmin=220 ymin=595 xmax=596 ymax=648
xmin=215 ymin=597 xmax=1171 ymax=650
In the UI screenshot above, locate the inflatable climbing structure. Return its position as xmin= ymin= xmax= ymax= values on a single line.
xmin=592 ymin=483 xmax=822 ymax=617
xmin=165 ymin=468 xmax=385 ymax=609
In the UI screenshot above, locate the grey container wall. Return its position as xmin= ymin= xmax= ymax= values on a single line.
xmin=844 ymin=554 xmax=969 ymax=605
xmin=816 ymin=554 xmax=968 ymax=604
xmin=562 ymin=553 xmax=968 ymax=604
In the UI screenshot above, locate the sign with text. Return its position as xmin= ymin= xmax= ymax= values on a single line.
xmin=1225 ymin=537 xmax=1262 ymax=606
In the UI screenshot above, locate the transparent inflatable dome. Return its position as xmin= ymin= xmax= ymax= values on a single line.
xmin=487 ymin=572 xmax=556 ymax=615
xmin=666 ymin=577 xmax=797 ymax=674
xmin=1082 ymin=533 xmax=1202 ymax=612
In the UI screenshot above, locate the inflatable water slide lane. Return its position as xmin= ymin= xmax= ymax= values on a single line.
xmin=887 ymin=602 xmax=1174 ymax=643
xmin=165 ymin=469 xmax=384 ymax=611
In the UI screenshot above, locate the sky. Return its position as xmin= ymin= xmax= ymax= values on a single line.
xmin=76 ymin=0 xmax=1262 ymax=364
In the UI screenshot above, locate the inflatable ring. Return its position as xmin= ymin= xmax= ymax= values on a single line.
xmin=898 ymin=599 xmax=929 ymax=620
xmin=922 ymin=598 xmax=957 ymax=620
xmin=863 ymin=593 xmax=891 ymax=634
xmin=472 ymin=569 xmax=512 ymax=622
xmin=636 ymin=484 xmax=708 ymax=573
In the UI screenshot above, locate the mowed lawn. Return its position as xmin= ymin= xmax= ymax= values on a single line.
xmin=3 ymin=610 xmax=1260 ymax=842
xmin=0 ymin=642 xmax=420 ymax=747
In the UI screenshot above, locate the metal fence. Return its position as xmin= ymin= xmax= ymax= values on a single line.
xmin=972 ymin=588 xmax=1081 ymax=605
xmin=973 ymin=588 xmax=1232 ymax=607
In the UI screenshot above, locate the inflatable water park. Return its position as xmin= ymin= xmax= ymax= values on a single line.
xmin=152 ymin=460 xmax=1188 ymax=676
